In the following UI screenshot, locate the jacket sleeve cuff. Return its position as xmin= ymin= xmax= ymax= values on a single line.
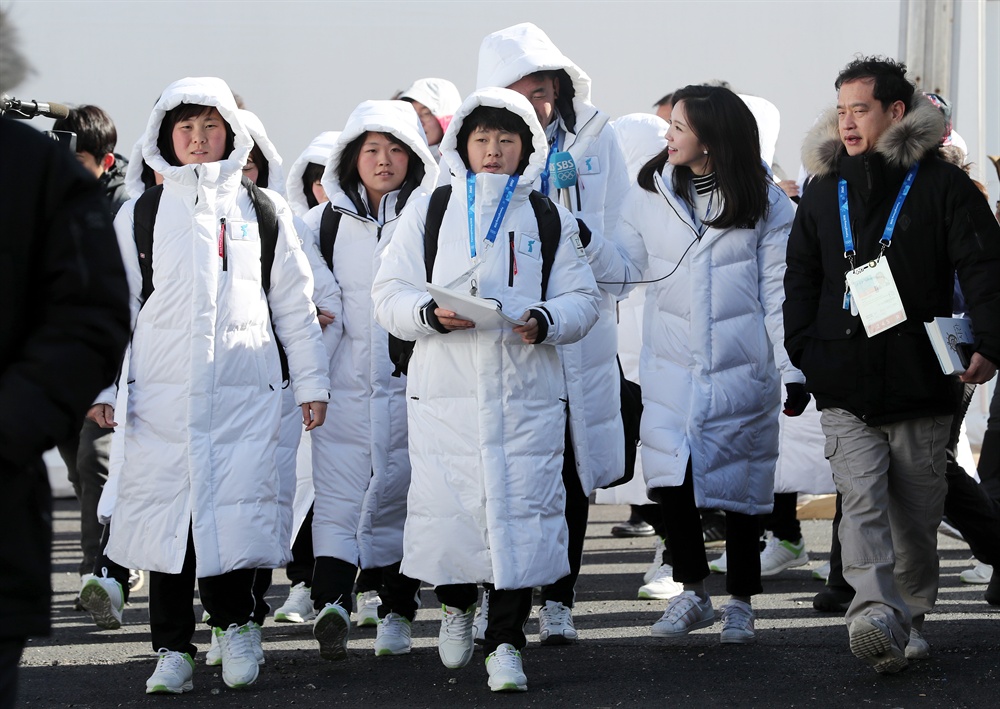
xmin=422 ymin=300 xmax=450 ymax=334
xmin=528 ymin=308 xmax=550 ymax=344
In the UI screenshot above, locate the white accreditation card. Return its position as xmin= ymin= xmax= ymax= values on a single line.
xmin=844 ymin=256 xmax=907 ymax=337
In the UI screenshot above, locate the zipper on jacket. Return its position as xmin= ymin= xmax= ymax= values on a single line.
xmin=508 ymin=231 xmax=517 ymax=287
xmin=574 ymin=181 xmax=582 ymax=212
xmin=219 ymin=217 xmax=227 ymax=271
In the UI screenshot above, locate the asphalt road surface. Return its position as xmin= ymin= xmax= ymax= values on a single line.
xmin=16 ymin=499 xmax=999 ymax=708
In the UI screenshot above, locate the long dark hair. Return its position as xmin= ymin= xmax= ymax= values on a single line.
xmin=335 ymin=131 xmax=425 ymax=214
xmin=637 ymin=85 xmax=770 ymax=229
xmin=247 ymin=142 xmax=269 ymax=187
xmin=156 ymin=103 xmax=236 ymax=167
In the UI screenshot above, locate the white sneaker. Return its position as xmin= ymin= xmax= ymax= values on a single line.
xmin=638 ymin=563 xmax=684 ymax=600
xmin=644 ymin=537 xmax=667 ymax=583
xmin=356 ymin=590 xmax=382 ymax=627
xmin=709 ymin=550 xmax=728 ymax=574
xmin=215 ymin=623 xmax=259 ymax=688
xmin=719 ymin=599 xmax=755 ymax=644
xmin=145 ymin=649 xmax=194 ymax=694
xmin=79 ymin=570 xmax=124 ymax=630
xmin=538 ymin=600 xmax=577 ymax=645
xmin=905 ymin=628 xmax=930 ymax=660
xmin=374 ymin=612 xmax=412 ymax=656
xmin=313 ymin=602 xmax=351 ymax=661
xmin=473 ymin=588 xmax=489 ymax=644
xmin=486 ymin=643 xmax=528 ymax=692
xmin=651 ymin=591 xmax=715 ymax=638
xmin=206 ymin=630 xmax=221 ymax=666
xmin=849 ymin=615 xmax=908 ymax=674
xmin=812 ymin=561 xmax=831 ymax=582
xmin=760 ymin=536 xmax=810 ymax=576
xmin=960 ymin=561 xmax=993 ymax=584
xmin=274 ymin=582 xmax=316 ymax=623
xmin=209 ymin=621 xmax=263 ymax=665
xmin=438 ymin=604 xmax=475 ymax=669
xmin=248 ymin=621 xmax=264 ymax=664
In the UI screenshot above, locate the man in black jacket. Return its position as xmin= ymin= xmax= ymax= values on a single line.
xmin=784 ymin=57 xmax=1000 ymax=675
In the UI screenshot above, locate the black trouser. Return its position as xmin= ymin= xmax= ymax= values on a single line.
xmin=92 ymin=522 xmax=130 ymax=603
xmin=58 ymin=419 xmax=113 ymax=576
xmin=148 ymin=528 xmax=256 ymax=656
xmin=978 ymin=384 xmax=1000 ymax=500
xmin=436 ymin=584 xmax=532 ymax=655
xmin=635 ymin=503 xmax=667 ymax=538
xmin=0 ymin=639 xmax=25 ymax=709
xmin=826 ymin=493 xmax=850 ymax=591
xmin=376 ymin=562 xmax=421 ymax=622
xmin=251 ymin=569 xmax=271 ymax=625
xmin=286 ymin=504 xmax=315 ymax=587
xmin=763 ymin=492 xmax=801 ymax=543
xmin=540 ymin=424 xmax=588 ymax=608
xmin=355 ymin=566 xmax=384 ymax=595
xmin=311 ymin=556 xmax=357 ymax=612
xmin=654 ymin=460 xmax=762 ymax=597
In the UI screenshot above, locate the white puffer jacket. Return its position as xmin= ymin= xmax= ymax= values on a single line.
xmin=300 ymin=101 xmax=439 ymax=567
xmin=372 ymin=88 xmax=601 ymax=589
xmin=618 ymin=165 xmax=802 ymax=515
xmin=478 ymin=22 xmax=635 ymax=493
xmin=104 ymin=77 xmax=329 ymax=576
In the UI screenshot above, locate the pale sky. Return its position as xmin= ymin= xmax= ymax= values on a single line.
xmin=3 ymin=0 xmax=997 ymax=192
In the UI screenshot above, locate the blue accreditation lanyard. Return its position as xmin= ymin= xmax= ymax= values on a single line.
xmin=539 ymin=135 xmax=559 ymax=197
xmin=838 ymin=162 xmax=919 ymax=270
xmin=466 ymin=171 xmax=519 ymax=259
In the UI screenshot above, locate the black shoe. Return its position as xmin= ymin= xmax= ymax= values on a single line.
xmin=813 ymin=586 xmax=855 ymax=612
xmin=701 ymin=511 xmax=727 ymax=547
xmin=986 ymin=574 xmax=1000 ymax=606
xmin=611 ymin=520 xmax=655 ymax=537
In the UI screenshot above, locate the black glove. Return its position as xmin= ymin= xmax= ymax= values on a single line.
xmin=782 ymin=382 xmax=810 ymax=417
xmin=422 ymin=300 xmax=450 ymax=334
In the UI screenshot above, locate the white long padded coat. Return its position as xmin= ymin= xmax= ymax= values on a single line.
xmin=300 ymin=101 xmax=439 ymax=568
xmin=478 ymin=22 xmax=634 ymax=494
xmin=372 ymin=88 xmax=601 ymax=589
xmin=618 ymin=165 xmax=802 ymax=515
xmin=103 ymin=77 xmax=329 ymax=577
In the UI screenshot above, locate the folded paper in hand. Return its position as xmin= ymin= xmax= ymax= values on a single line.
xmin=426 ymin=283 xmax=527 ymax=328
xmin=924 ymin=316 xmax=973 ymax=375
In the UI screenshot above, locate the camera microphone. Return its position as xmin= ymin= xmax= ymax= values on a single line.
xmin=549 ymin=151 xmax=577 ymax=190
xmin=1 ymin=96 xmax=71 ymax=119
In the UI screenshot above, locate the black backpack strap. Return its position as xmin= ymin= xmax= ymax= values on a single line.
xmin=528 ymin=190 xmax=563 ymax=299
xmin=319 ymin=202 xmax=341 ymax=271
xmin=422 ymin=185 xmax=452 ymax=281
xmin=132 ymin=184 xmax=164 ymax=305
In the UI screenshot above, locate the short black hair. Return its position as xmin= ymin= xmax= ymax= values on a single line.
xmin=156 ymin=103 xmax=236 ymax=167
xmin=52 ymin=105 xmax=117 ymax=158
xmin=835 ymin=56 xmax=915 ymax=112
xmin=456 ymin=106 xmax=535 ymax=175
xmin=302 ymin=161 xmax=325 ymax=209
xmin=247 ymin=142 xmax=269 ymax=187
xmin=653 ymin=93 xmax=673 ymax=108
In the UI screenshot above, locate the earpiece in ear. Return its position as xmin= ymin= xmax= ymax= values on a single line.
xmin=703 ymin=150 xmax=709 ymax=155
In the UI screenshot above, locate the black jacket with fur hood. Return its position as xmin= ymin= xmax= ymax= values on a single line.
xmin=783 ymin=95 xmax=1000 ymax=425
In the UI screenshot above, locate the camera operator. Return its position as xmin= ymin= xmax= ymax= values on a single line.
xmin=53 ymin=105 xmax=129 ymax=216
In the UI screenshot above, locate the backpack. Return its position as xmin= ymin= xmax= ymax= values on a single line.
xmin=318 ymin=185 xmax=562 ymax=377
xmin=132 ymin=176 xmax=290 ymax=384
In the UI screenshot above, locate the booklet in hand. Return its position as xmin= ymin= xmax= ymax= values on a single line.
xmin=924 ymin=316 xmax=973 ymax=375
xmin=426 ymin=283 xmax=527 ymax=328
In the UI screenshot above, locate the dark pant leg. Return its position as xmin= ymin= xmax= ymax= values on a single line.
xmin=540 ymin=425 xmax=588 ymax=607
xmin=286 ymin=504 xmax=315 ymax=586
xmin=977 ymin=384 xmax=1000 ymax=501
xmin=92 ymin=521 xmax=131 ymax=603
xmin=75 ymin=419 xmax=112 ymax=575
xmin=355 ymin=566 xmax=384 ymax=595
xmin=200 ymin=569 xmax=257 ymax=630
xmin=434 ymin=584 xmax=478 ymax=611
xmin=763 ymin=492 xmax=801 ymax=542
xmin=250 ymin=568 xmax=272 ymax=625
xmin=0 ymin=639 xmax=25 ymax=709
xmin=483 ymin=587 xmax=533 ymax=654
xmin=653 ymin=460 xmax=709 ymax=584
xmin=148 ymin=530 xmax=197 ymax=656
xmin=944 ymin=466 xmax=1000 ymax=566
xmin=723 ymin=511 xmax=763 ymax=597
xmin=379 ymin=562 xmax=421 ymax=621
xmin=311 ymin=556 xmax=357 ymax=612
xmin=826 ymin=492 xmax=850 ymax=590
xmin=635 ymin=503 xmax=667 ymax=539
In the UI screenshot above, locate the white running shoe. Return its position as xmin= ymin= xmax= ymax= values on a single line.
xmin=313 ymin=603 xmax=351 ymax=661
xmin=145 ymin=649 xmax=194 ymax=694
xmin=812 ymin=561 xmax=831 ymax=582
xmin=438 ymin=605 xmax=475 ymax=669
xmin=644 ymin=537 xmax=667 ymax=584
xmin=210 ymin=623 xmax=263 ymax=665
xmin=274 ymin=582 xmax=316 ymax=623
xmin=651 ymin=591 xmax=715 ymax=638
xmin=356 ymin=590 xmax=382 ymax=627
xmin=760 ymin=535 xmax=810 ymax=576
xmin=79 ymin=570 xmax=124 ymax=630
xmin=709 ymin=550 xmax=728 ymax=574
xmin=905 ymin=628 xmax=930 ymax=660
xmin=638 ymin=563 xmax=684 ymax=600
xmin=248 ymin=621 xmax=264 ymax=664
xmin=205 ymin=630 xmax=221 ymax=666
xmin=374 ymin=612 xmax=412 ymax=656
xmin=538 ymin=600 xmax=577 ymax=645
xmin=215 ymin=623 xmax=259 ymax=688
xmin=486 ymin=643 xmax=528 ymax=692
xmin=959 ymin=561 xmax=993 ymax=584
xmin=719 ymin=599 xmax=755 ymax=644
xmin=473 ymin=588 xmax=489 ymax=644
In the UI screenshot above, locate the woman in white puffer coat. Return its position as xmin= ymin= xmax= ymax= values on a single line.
xmin=297 ymin=100 xmax=439 ymax=662
xmin=94 ymin=77 xmax=329 ymax=693
xmin=617 ymin=84 xmax=804 ymax=646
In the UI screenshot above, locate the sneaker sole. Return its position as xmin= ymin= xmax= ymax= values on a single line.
xmin=274 ymin=612 xmax=316 ymax=623
xmin=849 ymin=618 xmax=908 ymax=674
xmin=490 ymin=681 xmax=528 ymax=692
xmin=79 ymin=584 xmax=121 ymax=630
xmin=375 ymin=644 xmax=412 ymax=656
xmin=708 ymin=565 xmax=726 ymax=574
xmin=638 ymin=588 xmax=683 ymax=600
xmin=315 ymin=612 xmax=350 ymax=661
xmin=205 ymin=654 xmax=221 ymax=667
xmin=356 ymin=615 xmax=379 ymax=628
xmin=760 ymin=556 xmax=810 ymax=577
xmin=146 ymin=681 xmax=193 ymax=694
xmin=539 ymin=632 xmax=577 ymax=646
xmin=720 ymin=630 xmax=755 ymax=645
xmin=959 ymin=574 xmax=991 ymax=584
xmin=223 ymin=666 xmax=259 ymax=689
xmin=611 ymin=527 xmax=656 ymax=538
xmin=651 ymin=615 xmax=715 ymax=638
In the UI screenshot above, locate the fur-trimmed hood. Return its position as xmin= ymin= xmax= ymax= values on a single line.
xmin=802 ymin=94 xmax=945 ymax=177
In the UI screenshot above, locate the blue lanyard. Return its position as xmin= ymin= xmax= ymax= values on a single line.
xmin=839 ymin=163 xmax=919 ymax=266
xmin=539 ymin=136 xmax=559 ymax=197
xmin=466 ymin=171 xmax=519 ymax=259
